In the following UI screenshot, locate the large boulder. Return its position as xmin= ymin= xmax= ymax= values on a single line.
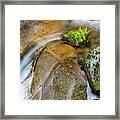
xmin=30 ymin=41 xmax=87 ymax=100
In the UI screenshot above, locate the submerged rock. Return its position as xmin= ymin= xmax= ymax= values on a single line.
xmin=82 ymin=46 xmax=100 ymax=97
xmin=30 ymin=41 xmax=87 ymax=100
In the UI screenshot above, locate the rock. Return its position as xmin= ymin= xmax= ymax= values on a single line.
xmin=30 ymin=41 xmax=87 ymax=100
xmin=70 ymin=20 xmax=100 ymax=34
xmin=20 ymin=20 xmax=70 ymax=54
xmin=82 ymin=46 xmax=100 ymax=96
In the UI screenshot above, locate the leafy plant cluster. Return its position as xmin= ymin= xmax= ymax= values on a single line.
xmin=63 ymin=27 xmax=91 ymax=45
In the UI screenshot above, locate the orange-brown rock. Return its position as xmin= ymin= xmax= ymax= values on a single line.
xmin=20 ymin=20 xmax=70 ymax=54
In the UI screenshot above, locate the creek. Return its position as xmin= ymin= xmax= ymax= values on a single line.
xmin=20 ymin=33 xmax=99 ymax=100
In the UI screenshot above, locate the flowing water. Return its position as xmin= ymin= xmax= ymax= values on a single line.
xmin=20 ymin=33 xmax=99 ymax=100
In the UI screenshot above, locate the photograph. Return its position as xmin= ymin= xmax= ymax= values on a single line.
xmin=20 ymin=20 xmax=100 ymax=100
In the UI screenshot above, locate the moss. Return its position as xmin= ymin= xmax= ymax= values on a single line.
xmin=63 ymin=27 xmax=91 ymax=46
xmin=82 ymin=46 xmax=100 ymax=96
xmin=83 ymin=46 xmax=100 ymax=69
xmin=92 ymin=80 xmax=100 ymax=91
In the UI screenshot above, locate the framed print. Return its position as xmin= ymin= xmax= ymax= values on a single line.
xmin=0 ymin=0 xmax=119 ymax=119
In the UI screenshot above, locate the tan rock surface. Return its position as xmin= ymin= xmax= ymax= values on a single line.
xmin=30 ymin=41 xmax=87 ymax=100
xmin=20 ymin=20 xmax=70 ymax=54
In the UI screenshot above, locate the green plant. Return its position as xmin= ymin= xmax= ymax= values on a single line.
xmin=63 ymin=27 xmax=91 ymax=45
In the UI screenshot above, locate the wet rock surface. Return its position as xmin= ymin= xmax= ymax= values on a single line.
xmin=30 ymin=41 xmax=87 ymax=100
xmin=20 ymin=20 xmax=70 ymax=54
xmin=82 ymin=46 xmax=100 ymax=97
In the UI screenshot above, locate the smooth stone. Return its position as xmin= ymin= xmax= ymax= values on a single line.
xmin=30 ymin=41 xmax=87 ymax=100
